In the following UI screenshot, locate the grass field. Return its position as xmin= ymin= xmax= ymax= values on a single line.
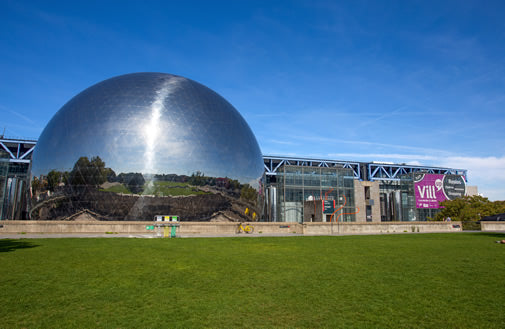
xmin=143 ymin=181 xmax=209 ymax=196
xmin=99 ymin=184 xmax=131 ymax=194
xmin=1 ymin=233 xmax=504 ymax=328
xmin=101 ymin=181 xmax=209 ymax=196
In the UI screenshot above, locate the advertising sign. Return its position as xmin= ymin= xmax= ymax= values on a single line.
xmin=323 ymin=200 xmax=336 ymax=214
xmin=414 ymin=174 xmax=466 ymax=209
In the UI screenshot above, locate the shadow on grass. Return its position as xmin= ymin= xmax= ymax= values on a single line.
xmin=0 ymin=239 xmax=39 ymax=253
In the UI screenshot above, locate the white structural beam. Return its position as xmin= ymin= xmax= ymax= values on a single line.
xmin=0 ymin=138 xmax=37 ymax=163
xmin=264 ymin=155 xmax=468 ymax=182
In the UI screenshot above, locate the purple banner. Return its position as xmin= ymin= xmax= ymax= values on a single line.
xmin=414 ymin=174 xmax=466 ymax=209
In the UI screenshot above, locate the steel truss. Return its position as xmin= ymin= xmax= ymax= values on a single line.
xmin=368 ymin=163 xmax=467 ymax=182
xmin=0 ymin=138 xmax=37 ymax=164
xmin=263 ymin=155 xmax=362 ymax=180
xmin=263 ymin=156 xmax=468 ymax=182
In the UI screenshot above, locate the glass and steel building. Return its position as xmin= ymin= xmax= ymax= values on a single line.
xmin=29 ymin=73 xmax=264 ymax=221
xmin=0 ymin=137 xmax=36 ymax=220
xmin=265 ymin=165 xmax=356 ymax=223
xmin=263 ymin=156 xmax=474 ymax=223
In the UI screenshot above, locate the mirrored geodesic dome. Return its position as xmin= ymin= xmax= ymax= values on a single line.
xmin=30 ymin=73 xmax=264 ymax=221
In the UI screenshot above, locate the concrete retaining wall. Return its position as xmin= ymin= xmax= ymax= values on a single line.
xmin=303 ymin=221 xmax=462 ymax=235
xmin=480 ymin=221 xmax=505 ymax=232
xmin=179 ymin=222 xmax=302 ymax=234
xmin=0 ymin=221 xmax=149 ymax=234
xmin=0 ymin=220 xmax=462 ymax=235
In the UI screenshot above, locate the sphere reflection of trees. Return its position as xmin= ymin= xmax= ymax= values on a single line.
xmin=31 ymin=155 xmax=261 ymax=221
xmin=68 ymin=156 xmax=109 ymax=187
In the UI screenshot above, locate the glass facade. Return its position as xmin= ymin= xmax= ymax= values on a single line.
xmin=30 ymin=73 xmax=264 ymax=221
xmin=0 ymin=158 xmax=8 ymax=218
xmin=379 ymin=176 xmax=441 ymax=222
xmin=0 ymin=160 xmax=30 ymax=220
xmin=379 ymin=179 xmax=416 ymax=221
xmin=0 ymin=139 xmax=34 ymax=220
xmin=267 ymin=165 xmax=356 ymax=223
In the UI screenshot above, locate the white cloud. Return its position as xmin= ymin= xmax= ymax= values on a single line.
xmin=328 ymin=153 xmax=439 ymax=162
xmin=440 ymin=156 xmax=505 ymax=180
xmin=286 ymin=134 xmax=452 ymax=156
xmin=267 ymin=139 xmax=297 ymax=145
xmin=438 ymin=156 xmax=505 ymax=200
xmin=405 ymin=160 xmax=423 ymax=166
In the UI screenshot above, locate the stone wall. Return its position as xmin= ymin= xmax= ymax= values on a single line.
xmin=303 ymin=221 xmax=462 ymax=235
xmin=0 ymin=220 xmax=462 ymax=235
xmin=353 ymin=180 xmax=381 ymax=223
xmin=480 ymin=221 xmax=505 ymax=232
xmin=0 ymin=220 xmax=149 ymax=234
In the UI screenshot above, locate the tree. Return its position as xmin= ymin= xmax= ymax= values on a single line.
xmin=125 ymin=173 xmax=145 ymax=194
xmin=240 ymin=184 xmax=258 ymax=202
xmin=31 ymin=176 xmax=42 ymax=193
xmin=47 ymin=170 xmax=64 ymax=191
xmin=434 ymin=195 xmax=505 ymax=221
xmin=105 ymin=167 xmax=117 ymax=182
xmin=229 ymin=179 xmax=241 ymax=190
xmin=189 ymin=171 xmax=206 ymax=186
xmin=68 ymin=157 xmax=90 ymax=186
xmin=68 ymin=156 xmax=108 ymax=187
xmin=117 ymin=172 xmax=145 ymax=194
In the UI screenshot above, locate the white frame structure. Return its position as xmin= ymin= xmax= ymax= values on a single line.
xmin=263 ymin=155 xmax=467 ymax=182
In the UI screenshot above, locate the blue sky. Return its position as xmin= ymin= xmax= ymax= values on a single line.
xmin=1 ymin=0 xmax=505 ymax=200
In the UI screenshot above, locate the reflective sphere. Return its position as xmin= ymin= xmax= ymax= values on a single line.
xmin=30 ymin=73 xmax=264 ymax=221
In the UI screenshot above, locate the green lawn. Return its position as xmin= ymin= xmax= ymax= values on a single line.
xmin=99 ymin=184 xmax=131 ymax=194
xmin=1 ymin=233 xmax=504 ymax=328
xmin=143 ymin=181 xmax=209 ymax=196
xmin=101 ymin=181 xmax=209 ymax=196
